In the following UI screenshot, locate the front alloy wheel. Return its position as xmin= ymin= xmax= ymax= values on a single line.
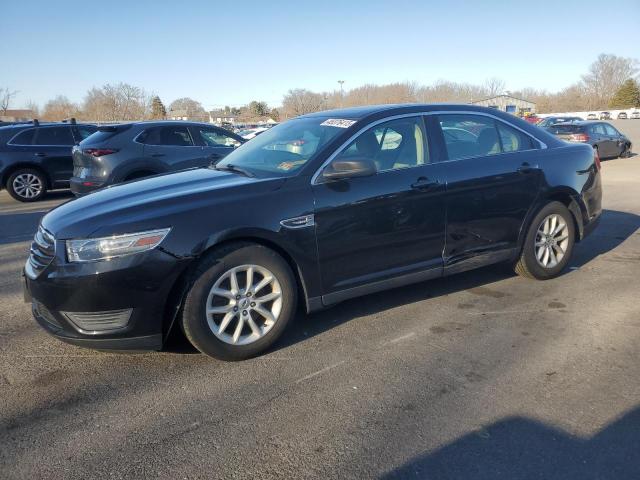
xmin=206 ymin=264 xmax=282 ymax=345
xmin=181 ymin=243 xmax=297 ymax=360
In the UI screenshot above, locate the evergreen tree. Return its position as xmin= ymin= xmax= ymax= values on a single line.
xmin=150 ymin=96 xmax=167 ymax=119
xmin=609 ymin=79 xmax=640 ymax=108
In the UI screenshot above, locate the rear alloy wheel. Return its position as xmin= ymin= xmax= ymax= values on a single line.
xmin=181 ymin=243 xmax=297 ymax=360
xmin=514 ymin=201 xmax=575 ymax=280
xmin=7 ymin=168 xmax=47 ymax=202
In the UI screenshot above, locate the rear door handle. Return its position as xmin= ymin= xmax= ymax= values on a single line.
xmin=517 ymin=162 xmax=534 ymax=174
xmin=34 ymin=152 xmax=47 ymax=157
xmin=411 ymin=177 xmax=440 ymax=190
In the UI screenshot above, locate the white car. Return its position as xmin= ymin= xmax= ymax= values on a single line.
xmin=238 ymin=127 xmax=269 ymax=140
xmin=631 ymin=111 xmax=640 ymax=120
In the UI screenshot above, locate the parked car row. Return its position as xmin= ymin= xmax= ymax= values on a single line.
xmin=545 ymin=121 xmax=632 ymax=159
xmin=0 ymin=120 xmax=245 ymax=202
xmin=24 ymin=104 xmax=603 ymax=360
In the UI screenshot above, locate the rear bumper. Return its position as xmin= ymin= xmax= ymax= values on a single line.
xmin=69 ymin=177 xmax=105 ymax=196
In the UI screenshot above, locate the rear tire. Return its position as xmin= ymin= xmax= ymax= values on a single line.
xmin=514 ymin=201 xmax=576 ymax=280
xmin=6 ymin=168 xmax=47 ymax=202
xmin=181 ymin=242 xmax=297 ymax=360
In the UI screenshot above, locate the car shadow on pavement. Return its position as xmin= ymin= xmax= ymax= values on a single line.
xmin=273 ymin=209 xmax=639 ymax=353
xmin=380 ymin=406 xmax=640 ymax=480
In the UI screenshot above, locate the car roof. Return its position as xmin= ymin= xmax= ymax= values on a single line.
xmin=0 ymin=121 xmax=95 ymax=131
xmin=553 ymin=121 xmax=599 ymax=126
xmin=299 ymin=103 xmax=532 ymax=120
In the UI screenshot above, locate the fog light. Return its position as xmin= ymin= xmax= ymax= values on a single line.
xmin=62 ymin=309 xmax=132 ymax=334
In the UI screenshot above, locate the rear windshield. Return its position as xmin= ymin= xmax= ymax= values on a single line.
xmin=83 ymin=125 xmax=131 ymax=144
xmin=552 ymin=125 xmax=584 ymax=134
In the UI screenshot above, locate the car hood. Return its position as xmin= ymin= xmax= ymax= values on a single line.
xmin=42 ymin=168 xmax=285 ymax=239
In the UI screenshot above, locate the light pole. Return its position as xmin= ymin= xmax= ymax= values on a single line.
xmin=337 ymin=80 xmax=345 ymax=106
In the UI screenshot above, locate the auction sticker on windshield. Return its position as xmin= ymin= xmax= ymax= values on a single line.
xmin=320 ymin=119 xmax=357 ymax=128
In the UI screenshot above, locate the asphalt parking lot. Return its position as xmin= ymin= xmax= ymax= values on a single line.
xmin=1 ymin=121 xmax=639 ymax=479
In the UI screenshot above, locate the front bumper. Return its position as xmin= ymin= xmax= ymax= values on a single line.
xmin=24 ymin=246 xmax=191 ymax=351
xmin=69 ymin=176 xmax=105 ymax=196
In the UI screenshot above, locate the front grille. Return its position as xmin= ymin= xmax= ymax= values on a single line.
xmin=28 ymin=226 xmax=55 ymax=277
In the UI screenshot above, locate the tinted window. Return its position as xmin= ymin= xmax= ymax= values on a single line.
xmin=590 ymin=124 xmax=606 ymax=135
xmin=9 ymin=128 xmax=35 ymax=145
xmin=334 ymin=117 xmax=428 ymax=171
xmin=197 ymin=127 xmax=241 ymax=147
xmin=553 ymin=125 xmax=584 ymax=134
xmin=138 ymin=126 xmax=194 ymax=146
xmin=33 ymin=127 xmax=74 ymax=146
xmin=496 ymin=122 xmax=534 ymax=152
xmin=439 ymin=115 xmax=499 ymax=160
xmin=75 ymin=125 xmax=97 ymax=141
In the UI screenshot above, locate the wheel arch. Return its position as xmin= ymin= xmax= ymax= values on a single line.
xmin=1 ymin=162 xmax=52 ymax=189
xmin=518 ymin=187 xmax=585 ymax=253
xmin=161 ymin=234 xmax=312 ymax=342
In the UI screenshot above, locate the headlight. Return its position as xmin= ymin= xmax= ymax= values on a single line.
xmin=66 ymin=228 xmax=171 ymax=263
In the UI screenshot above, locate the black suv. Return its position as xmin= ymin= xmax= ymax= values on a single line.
xmin=71 ymin=121 xmax=245 ymax=196
xmin=0 ymin=120 xmax=97 ymax=202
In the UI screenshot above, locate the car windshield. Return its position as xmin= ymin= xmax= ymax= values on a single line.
xmin=215 ymin=117 xmax=348 ymax=177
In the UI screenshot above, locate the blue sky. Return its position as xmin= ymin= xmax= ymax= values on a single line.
xmin=2 ymin=0 xmax=639 ymax=110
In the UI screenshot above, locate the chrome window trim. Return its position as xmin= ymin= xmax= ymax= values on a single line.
xmin=310 ymin=110 xmax=548 ymax=185
xmin=7 ymin=125 xmax=76 ymax=147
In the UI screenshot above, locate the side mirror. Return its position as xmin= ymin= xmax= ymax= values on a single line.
xmin=322 ymin=157 xmax=377 ymax=181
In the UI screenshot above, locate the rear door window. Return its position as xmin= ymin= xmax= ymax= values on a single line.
xmin=438 ymin=114 xmax=535 ymax=160
xmin=138 ymin=126 xmax=194 ymax=146
xmin=33 ymin=126 xmax=75 ymax=146
xmin=590 ymin=124 xmax=606 ymax=135
xmin=496 ymin=122 xmax=534 ymax=151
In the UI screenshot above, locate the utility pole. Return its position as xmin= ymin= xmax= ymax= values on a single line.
xmin=337 ymin=80 xmax=345 ymax=106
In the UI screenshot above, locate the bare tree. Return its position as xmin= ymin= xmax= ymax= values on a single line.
xmin=83 ymin=83 xmax=149 ymax=121
xmin=281 ymin=89 xmax=327 ymax=118
xmin=582 ymin=54 xmax=639 ymax=109
xmin=1 ymin=88 xmax=18 ymax=115
xmin=484 ymin=77 xmax=506 ymax=98
xmin=25 ymin=100 xmax=40 ymax=118
xmin=42 ymin=95 xmax=80 ymax=121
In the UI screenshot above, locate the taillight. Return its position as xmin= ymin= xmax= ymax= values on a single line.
xmin=570 ymin=133 xmax=589 ymax=142
xmin=83 ymin=148 xmax=118 ymax=157
xmin=593 ymin=147 xmax=601 ymax=172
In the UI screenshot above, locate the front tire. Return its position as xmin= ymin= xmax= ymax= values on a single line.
xmin=514 ymin=201 xmax=576 ymax=280
xmin=6 ymin=168 xmax=47 ymax=202
xmin=181 ymin=242 xmax=297 ymax=360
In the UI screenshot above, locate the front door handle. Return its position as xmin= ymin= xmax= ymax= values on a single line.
xmin=151 ymin=153 xmax=165 ymax=158
xmin=411 ymin=177 xmax=440 ymax=190
xmin=34 ymin=152 xmax=47 ymax=157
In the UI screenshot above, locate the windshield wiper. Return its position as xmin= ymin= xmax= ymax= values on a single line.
xmin=214 ymin=163 xmax=255 ymax=178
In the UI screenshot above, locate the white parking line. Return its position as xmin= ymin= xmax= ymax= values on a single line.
xmin=382 ymin=332 xmax=416 ymax=345
xmin=295 ymin=361 xmax=345 ymax=384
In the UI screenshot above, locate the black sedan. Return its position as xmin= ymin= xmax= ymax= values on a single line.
xmin=24 ymin=104 xmax=602 ymax=360
xmin=547 ymin=121 xmax=632 ymax=159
